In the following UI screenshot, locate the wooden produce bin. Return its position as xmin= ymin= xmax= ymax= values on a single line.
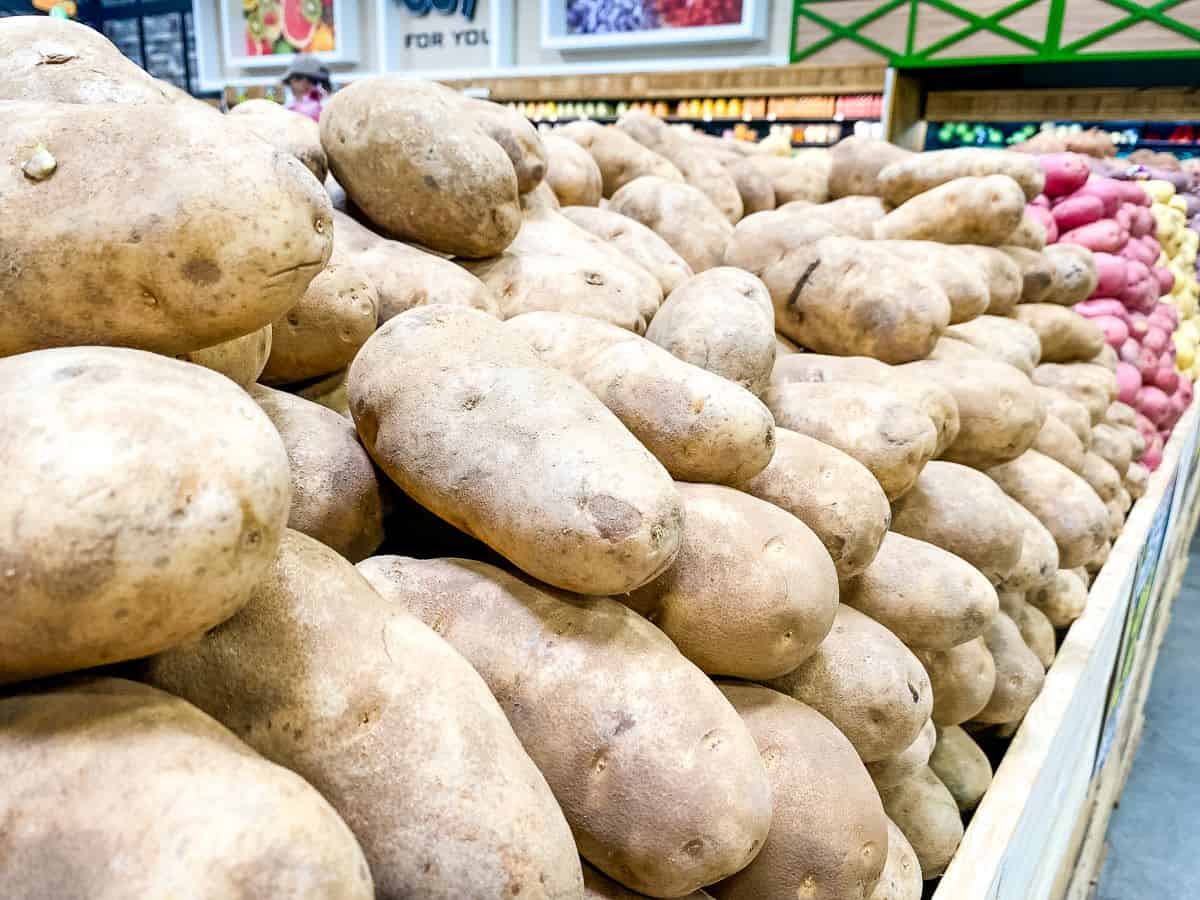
xmin=932 ymin=403 xmax=1200 ymax=900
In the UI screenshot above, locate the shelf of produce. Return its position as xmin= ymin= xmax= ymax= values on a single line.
xmin=931 ymin=402 xmax=1200 ymax=900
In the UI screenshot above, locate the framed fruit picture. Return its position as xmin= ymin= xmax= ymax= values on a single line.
xmin=542 ymin=0 xmax=766 ymax=49
xmin=222 ymin=0 xmax=358 ymax=66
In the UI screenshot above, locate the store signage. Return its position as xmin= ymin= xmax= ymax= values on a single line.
xmin=394 ymin=0 xmax=487 ymax=50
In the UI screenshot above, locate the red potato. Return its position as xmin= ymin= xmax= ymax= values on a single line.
xmin=1113 ymin=180 xmax=1151 ymax=207
xmin=1026 ymin=204 xmax=1058 ymax=244
xmin=1120 ymin=239 xmax=1157 ymax=268
xmin=1039 ymin=153 xmax=1090 ymax=198
xmin=1059 ymin=219 xmax=1124 ymax=253
xmin=1052 ymin=194 xmax=1105 ymax=232
xmin=1092 ymin=252 xmax=1129 ymax=297
xmin=1076 ymin=178 xmax=1122 ymax=217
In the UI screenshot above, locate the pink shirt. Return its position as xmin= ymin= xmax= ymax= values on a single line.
xmin=287 ymin=88 xmax=325 ymax=123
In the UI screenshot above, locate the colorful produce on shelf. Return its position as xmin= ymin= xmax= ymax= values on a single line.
xmin=511 ymin=94 xmax=882 ymax=124
xmin=565 ymin=0 xmax=743 ymax=34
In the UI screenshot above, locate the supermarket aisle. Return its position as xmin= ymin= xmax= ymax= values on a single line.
xmin=1097 ymin=533 xmax=1200 ymax=898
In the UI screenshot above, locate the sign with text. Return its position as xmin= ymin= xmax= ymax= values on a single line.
xmin=383 ymin=0 xmax=504 ymax=71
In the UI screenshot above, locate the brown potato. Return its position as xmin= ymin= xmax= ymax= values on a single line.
xmin=627 ymin=484 xmax=838 ymax=680
xmin=321 ymin=79 xmax=524 ymax=258
xmin=178 ymin=323 xmax=272 ymax=387
xmin=608 ymin=176 xmax=734 ymax=272
xmin=1088 ymin=538 xmax=1112 ymax=574
xmin=867 ymin=719 xmax=937 ymax=791
xmin=544 ymin=134 xmax=604 ymax=207
xmin=960 ymin=245 xmax=1024 ymax=315
xmin=1005 ymin=213 xmax=1047 ymax=251
xmin=775 ymin=195 xmax=889 ymax=239
xmin=875 ymin=241 xmax=990 ymax=324
xmin=726 ymin=157 xmax=776 ymax=215
xmin=359 ymin=556 xmax=773 ymax=897
xmin=556 ymin=120 xmax=684 ymax=197
xmin=877 ymin=148 xmax=1045 ymax=205
xmin=998 ymin=500 xmax=1061 ymax=594
xmin=928 ymin=335 xmax=991 ymax=365
xmin=1091 ymin=342 xmax=1119 ymax=371
xmin=1036 ymin=386 xmax=1093 ymax=446
xmin=1091 ymin=423 xmax=1134 ymax=476
xmin=1032 ymin=414 xmax=1087 ymax=474
xmin=1032 ymin=364 xmax=1118 ymax=424
xmin=974 ymin=611 xmax=1045 ymax=724
xmin=1044 ymin=243 xmax=1099 ymax=305
xmin=902 ymin=358 xmax=1045 ymax=468
xmin=929 ymin=725 xmax=993 ymax=813
xmin=874 ymin=176 xmax=1027 ymax=245
xmin=1080 ymin=450 xmax=1122 ymax=503
xmin=2 ymin=100 xmax=331 ymax=358
xmin=828 ymin=136 xmax=912 ymax=199
xmin=891 ymin=461 xmax=1025 ymax=585
xmin=1125 ymin=461 xmax=1149 ymax=499
xmin=462 ymin=96 xmax=547 ymax=193
xmin=0 ymin=347 xmax=289 ymax=685
xmin=583 ymin=864 xmax=711 ymax=899
xmin=766 ymin=604 xmax=933 ymax=763
xmin=776 ymin=332 xmax=801 ymax=353
xmin=944 ymin=314 xmax=1042 ymax=375
xmin=645 ymin=267 xmax=775 ymax=395
xmin=147 ymin=532 xmax=583 ymax=900
xmin=230 ymin=97 xmax=327 ymax=181
xmin=0 ymin=677 xmax=373 ymax=900
xmin=868 ymin=818 xmax=924 ymax=900
xmin=560 ymin=205 xmax=694 ymax=295
xmin=1010 ymin=595 xmax=1058 ymax=669
xmin=507 ymin=311 xmax=775 ymax=485
xmin=737 ymin=428 xmax=891 ymax=581
xmin=743 ymin=153 xmax=830 ymax=205
xmin=349 ymin=306 xmax=683 ymax=595
xmin=521 ymin=179 xmax=562 ymax=212
xmin=712 ymin=684 xmax=889 ymax=900
xmin=914 ymin=638 xmax=997 ymax=726
xmin=1029 ymin=568 xmax=1088 ymax=628
xmin=1001 ymin=245 xmax=1056 ymax=303
xmin=249 ymin=386 xmax=385 ymax=563
xmin=293 ymin=367 xmax=351 ymax=418
xmin=1105 ymin=401 xmax=1139 ymax=429
xmin=764 ymin=381 xmax=937 ymax=500
xmin=879 ymin=768 xmax=964 ymax=879
xmin=1013 ymin=304 xmax=1105 ymax=364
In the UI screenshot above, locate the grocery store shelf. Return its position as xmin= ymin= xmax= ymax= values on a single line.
xmin=526 ymin=116 xmax=880 ymax=125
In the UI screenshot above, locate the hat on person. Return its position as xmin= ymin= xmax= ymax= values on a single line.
xmin=283 ymin=54 xmax=331 ymax=88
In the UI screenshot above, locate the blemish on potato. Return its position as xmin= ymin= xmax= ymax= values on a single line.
xmin=181 ymin=256 xmax=221 ymax=287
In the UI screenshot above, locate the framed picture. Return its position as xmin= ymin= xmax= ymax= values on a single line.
xmin=221 ymin=0 xmax=359 ymax=68
xmin=378 ymin=0 xmax=512 ymax=74
xmin=542 ymin=0 xmax=767 ymax=50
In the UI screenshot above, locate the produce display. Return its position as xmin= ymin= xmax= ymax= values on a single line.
xmin=0 ymin=15 xmax=1184 ymax=900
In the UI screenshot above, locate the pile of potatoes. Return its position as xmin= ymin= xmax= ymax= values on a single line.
xmin=0 ymin=16 xmax=1167 ymax=900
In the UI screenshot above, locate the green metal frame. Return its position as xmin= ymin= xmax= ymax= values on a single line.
xmin=791 ymin=0 xmax=1200 ymax=67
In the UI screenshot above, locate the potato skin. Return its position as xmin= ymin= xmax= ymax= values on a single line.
xmin=776 ymin=195 xmax=889 ymax=239
xmin=944 ymin=315 xmax=1042 ymax=375
xmin=627 ymin=484 xmax=838 ymax=680
xmin=828 ymin=136 xmax=912 ymax=199
xmin=608 ymin=176 xmax=734 ymax=273
xmin=1032 ymin=363 xmax=1118 ymax=424
xmin=879 ymin=768 xmax=963 ymax=879
xmin=644 ymin=267 xmax=775 ymax=395
xmin=1002 ymin=246 xmax=1056 ymax=303
xmin=929 ymin=726 xmax=993 ymax=814
xmin=0 ymin=347 xmax=289 ymax=685
xmin=1036 ymin=386 xmax=1093 ymax=446
xmin=348 ymin=306 xmax=683 ymax=595
xmin=544 ymin=134 xmax=603 ymax=207
xmin=711 ymin=684 xmax=889 ymax=900
xmin=1013 ymin=304 xmax=1104 ymax=364
xmin=868 ymin=819 xmax=924 ymax=900
xmin=561 ymin=205 xmax=694 ymax=296
xmin=1029 ymin=568 xmax=1088 ymax=628
xmin=960 ymin=245 xmax=1024 ymax=314
xmin=461 ymin=96 xmax=547 ymax=194
xmin=844 ymin=531 xmax=999 ymax=650
xmin=737 ymin=428 xmax=891 ymax=581
xmin=914 ymin=638 xmax=997 ymax=726
xmin=1 ymin=101 xmax=332 ymax=357
xmin=359 ymin=556 xmax=773 ymax=898
xmin=987 ymin=450 xmax=1110 ymax=569
xmin=726 ymin=157 xmax=776 ymax=215
xmin=867 ymin=719 xmax=937 ymax=792
xmin=230 ymin=98 xmax=327 ymax=182
xmin=147 ymin=532 xmax=583 ymax=900
xmin=765 ymin=381 xmax=937 ymax=501
xmin=178 ymin=323 xmax=272 ymax=387
xmin=974 ymin=611 xmax=1045 ymax=724
xmin=873 ymin=175 xmax=1027 ymax=245
xmin=583 ymin=865 xmax=711 ymax=899
xmin=875 ymin=241 xmax=990 ymax=324
xmin=556 ymin=121 xmax=684 ymax=197
xmin=1032 ymin=414 xmax=1087 ymax=474
xmin=1079 ymin=451 xmax=1122 ymax=503
xmin=1043 ymin=243 xmax=1098 ymax=305
xmin=744 ymin=153 xmax=830 ymax=205
xmin=998 ymin=500 xmax=1061 ymax=594
xmin=0 ymin=677 xmax=374 ymax=900
xmin=1091 ymin=423 xmax=1133 ymax=477
xmin=766 ymin=604 xmax=934 ymax=763
xmin=321 ymin=79 xmax=522 ymax=258
xmin=877 ymin=148 xmax=1045 ymax=205
xmin=249 ymin=386 xmax=385 ymax=563
xmin=507 ymin=311 xmax=775 ymax=485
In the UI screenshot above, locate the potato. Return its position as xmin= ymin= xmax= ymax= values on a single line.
xmin=1043 ymin=243 xmax=1099 ymax=305
xmin=608 ymin=176 xmax=733 ymax=273
xmin=1091 ymin=423 xmax=1134 ymax=476
xmin=644 ymin=267 xmax=774 ymax=395
xmin=975 ymin=611 xmax=1045 ymax=724
xmin=726 ymin=157 xmax=776 ymax=215
xmin=868 ymin=819 xmax=924 ymax=900
xmin=874 ymin=176 xmax=1027 ymax=245
xmin=1034 ymin=364 xmax=1118 ymax=425
xmin=867 ymin=719 xmax=937 ymax=791
xmin=461 ymin=96 xmax=547 ymax=194
xmin=928 ymin=335 xmax=990 ymax=364
xmin=945 ymin=314 xmax=1042 ymax=375
xmin=583 ymin=864 xmax=711 ymax=899
xmin=775 ymin=195 xmax=889 ymax=239
xmin=901 ymin=358 xmax=1045 ymax=468
xmin=294 ymin=367 xmax=351 ymax=417
xmin=1013 ymin=304 xmax=1105 ymax=364
xmin=229 ymin=98 xmax=327 ymax=181
xmin=844 ymin=531 xmax=998 ymax=650
xmin=743 ymin=153 xmax=829 ymax=205
xmin=737 ymin=428 xmax=891 ymax=580
xmin=1073 ymin=565 xmax=1093 ymax=588
xmin=147 ymin=532 xmax=583 ymax=900
xmin=828 ymin=136 xmax=912 ymax=199
xmin=1091 ymin=343 xmax=1119 ymax=371
xmin=556 ymin=120 xmax=684 ymax=197
xmin=1036 ymin=386 xmax=1093 ymax=446
xmin=998 ymin=500 xmax=1061 ymax=594
xmin=249 ymin=386 xmax=384 ymax=562
xmin=776 ymin=332 xmax=801 ymax=353
xmin=1005 ymin=213 xmax=1047 ymax=251
xmin=879 ymin=768 xmax=964 ymax=879
xmin=0 ymin=677 xmax=373 ymax=900
xmin=1088 ymin=539 xmax=1112 ymax=574
xmin=360 ymin=556 xmax=772 ymax=897
xmin=766 ymin=604 xmax=933 ymax=763
xmin=914 ymin=638 xmax=997 ymax=726
xmin=349 ymin=306 xmax=682 ymax=595
xmin=1125 ymin=461 xmax=1149 ymax=499
xmin=764 ymin=381 xmax=937 ymax=500
xmin=1012 ymin=596 xmax=1058 ymax=669
xmin=465 ymin=209 xmax=663 ymax=333
xmin=331 ymin=212 xmax=499 ymax=322
xmin=522 ymin=179 xmax=561 ymax=212
xmin=0 ymin=16 xmax=175 ymax=105
xmin=1001 ymin=245 xmax=1056 ymax=303
xmin=712 ymin=684 xmax=889 ymax=900
xmin=627 ymin=484 xmax=837 ymax=679
xmin=1029 ymin=568 xmax=1088 ymax=628
xmin=960 ymin=245 xmax=1024 ymax=314
xmin=891 ymin=461 xmax=1025 ymax=585
xmin=1112 ymin=423 xmax=1145 ymax=460
xmin=321 ymin=79 xmax=524 ymax=258
xmin=178 ymin=323 xmax=272 ymax=387
xmin=1 ymin=100 xmax=332 ymax=358
xmin=1105 ymin=401 xmax=1138 ymax=429
xmin=1032 ymin=414 xmax=1087 ymax=474
xmin=929 ymin=726 xmax=993 ymax=813
xmin=261 ymin=260 xmax=378 ymax=384
xmin=0 ymin=347 xmax=289 ymax=685
xmin=1080 ymin=450 xmax=1122 ymax=503
xmin=877 ymin=148 xmax=1045 ymax=205
xmin=507 ymin=311 xmax=775 ymax=484
xmin=876 ymin=241 xmax=990 ymax=324
xmin=560 ymin=205 xmax=694 ymax=295
xmin=544 ymin=134 xmax=604 ymax=207
xmin=771 ymin=353 xmax=961 ymax=457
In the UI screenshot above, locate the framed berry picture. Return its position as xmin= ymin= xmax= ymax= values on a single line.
xmin=542 ymin=0 xmax=766 ymax=49
xmin=221 ymin=0 xmax=359 ymax=66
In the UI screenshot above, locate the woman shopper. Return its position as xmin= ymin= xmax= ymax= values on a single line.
xmin=283 ymin=54 xmax=331 ymax=123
